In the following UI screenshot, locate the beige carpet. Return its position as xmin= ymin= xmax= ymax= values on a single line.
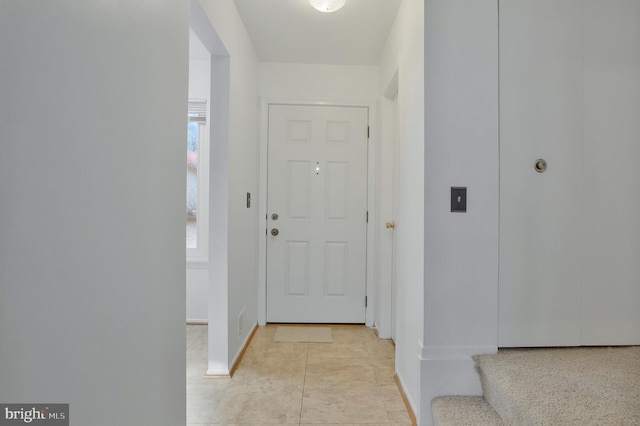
xmin=273 ymin=326 xmax=332 ymax=343
xmin=474 ymin=346 xmax=640 ymax=425
xmin=432 ymin=396 xmax=505 ymax=426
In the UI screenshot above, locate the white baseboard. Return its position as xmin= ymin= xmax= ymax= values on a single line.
xmin=186 ymin=319 xmax=208 ymax=325
xmin=230 ymin=321 xmax=258 ymax=373
xmin=204 ymin=322 xmax=258 ymax=377
xmin=206 ymin=363 xmax=230 ymax=376
xmin=395 ymin=371 xmax=418 ymax=422
xmin=417 ymin=343 xmax=497 ymax=426
xmin=421 ymin=345 xmax=497 ymax=360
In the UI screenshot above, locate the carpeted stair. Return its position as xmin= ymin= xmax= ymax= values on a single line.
xmin=432 ymin=396 xmax=504 ymax=426
xmin=432 ymin=346 xmax=640 ymax=426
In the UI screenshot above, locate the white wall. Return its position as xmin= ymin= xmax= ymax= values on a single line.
xmin=259 ymin=63 xmax=379 ymax=101
xmin=0 ymin=2 xmax=187 ymax=425
xmin=197 ymin=0 xmax=261 ymax=372
xmin=421 ymin=1 xmax=499 ymax=425
xmin=186 ymin=267 xmax=209 ymax=322
xmin=189 ymin=61 xmax=212 ymax=99
xmin=377 ymin=0 xmax=425 ymax=418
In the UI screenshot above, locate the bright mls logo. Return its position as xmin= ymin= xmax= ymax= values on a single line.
xmin=0 ymin=405 xmax=68 ymax=425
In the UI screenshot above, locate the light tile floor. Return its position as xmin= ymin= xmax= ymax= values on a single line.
xmin=187 ymin=324 xmax=413 ymax=426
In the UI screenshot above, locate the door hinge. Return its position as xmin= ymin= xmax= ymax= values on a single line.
xmin=367 ymin=126 xmax=370 ymax=139
xmin=366 ymin=211 xmax=369 ymax=223
xmin=365 ymin=296 xmax=368 ymax=308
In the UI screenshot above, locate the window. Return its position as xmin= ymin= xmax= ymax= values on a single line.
xmin=187 ymin=100 xmax=208 ymax=259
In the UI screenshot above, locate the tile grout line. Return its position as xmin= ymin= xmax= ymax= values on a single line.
xmin=200 ymin=327 xmax=232 ymax=425
xmin=298 ymin=342 xmax=310 ymax=426
xmin=187 ymin=325 xmax=410 ymax=425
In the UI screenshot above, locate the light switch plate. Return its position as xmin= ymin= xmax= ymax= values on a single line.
xmin=451 ymin=187 xmax=467 ymax=212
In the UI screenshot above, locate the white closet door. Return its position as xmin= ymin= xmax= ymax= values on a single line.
xmin=499 ymin=0 xmax=583 ymax=346
xmin=581 ymin=0 xmax=640 ymax=345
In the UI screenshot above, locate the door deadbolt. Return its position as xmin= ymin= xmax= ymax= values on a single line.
xmin=271 ymin=213 xmax=279 ymax=221
xmin=534 ymin=158 xmax=547 ymax=173
xmin=271 ymin=228 xmax=279 ymax=236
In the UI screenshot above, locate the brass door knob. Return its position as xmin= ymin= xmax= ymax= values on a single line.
xmin=386 ymin=222 xmax=396 ymax=229
xmin=271 ymin=228 xmax=279 ymax=236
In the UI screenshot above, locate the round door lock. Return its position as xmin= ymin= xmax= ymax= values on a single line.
xmin=534 ymin=158 xmax=547 ymax=173
xmin=271 ymin=213 xmax=279 ymax=221
xmin=271 ymin=228 xmax=279 ymax=236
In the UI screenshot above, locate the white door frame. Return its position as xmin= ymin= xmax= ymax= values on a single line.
xmin=258 ymin=98 xmax=377 ymax=326
xmin=382 ymin=70 xmax=399 ymax=341
xmin=189 ymin=0 xmax=231 ymax=375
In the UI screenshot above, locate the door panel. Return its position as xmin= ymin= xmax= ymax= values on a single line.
xmin=267 ymin=105 xmax=368 ymax=323
xmin=286 ymin=241 xmax=309 ymax=296
xmin=288 ymin=161 xmax=311 ymax=218
xmin=499 ymin=0 xmax=583 ymax=346
xmin=326 ymin=161 xmax=349 ymax=219
xmin=325 ymin=242 xmax=347 ymax=296
xmin=581 ymin=0 xmax=640 ymax=344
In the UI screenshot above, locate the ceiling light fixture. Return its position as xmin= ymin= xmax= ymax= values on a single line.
xmin=309 ymin=0 xmax=346 ymax=13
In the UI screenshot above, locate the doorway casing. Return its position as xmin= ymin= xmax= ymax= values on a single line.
xmin=189 ymin=0 xmax=232 ymax=375
xmin=258 ymin=99 xmax=378 ymax=327
xmin=377 ymin=68 xmax=399 ymax=340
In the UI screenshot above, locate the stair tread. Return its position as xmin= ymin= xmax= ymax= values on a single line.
xmin=474 ymin=346 xmax=640 ymax=426
xmin=432 ymin=396 xmax=505 ymax=426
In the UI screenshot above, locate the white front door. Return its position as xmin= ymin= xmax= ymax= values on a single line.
xmin=266 ymin=104 xmax=368 ymax=323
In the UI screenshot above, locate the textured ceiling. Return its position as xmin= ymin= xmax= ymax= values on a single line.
xmin=233 ymin=0 xmax=402 ymax=65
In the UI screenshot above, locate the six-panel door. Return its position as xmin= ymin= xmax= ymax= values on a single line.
xmin=266 ymin=104 xmax=368 ymax=323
